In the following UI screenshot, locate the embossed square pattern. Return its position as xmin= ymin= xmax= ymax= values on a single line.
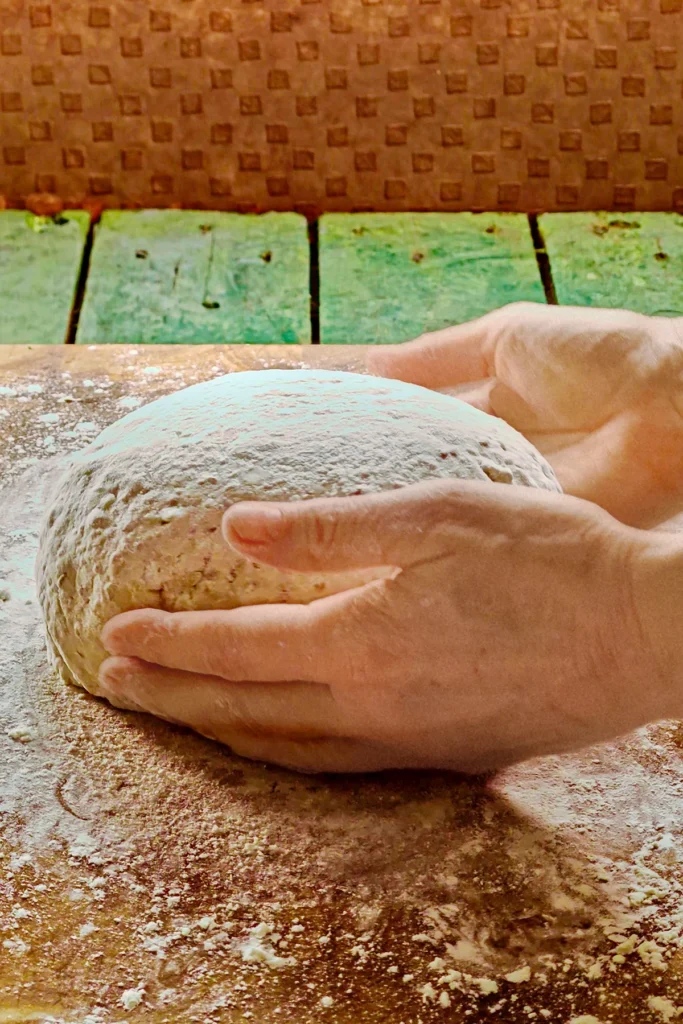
xmin=0 ymin=1 xmax=681 ymax=212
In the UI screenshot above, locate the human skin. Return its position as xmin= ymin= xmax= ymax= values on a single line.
xmin=371 ymin=303 xmax=683 ymax=530
xmin=97 ymin=304 xmax=683 ymax=774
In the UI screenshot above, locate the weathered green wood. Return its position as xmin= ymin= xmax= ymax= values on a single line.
xmin=77 ymin=211 xmax=311 ymax=344
xmin=0 ymin=211 xmax=89 ymax=345
xmin=319 ymin=213 xmax=545 ymax=344
xmin=540 ymin=212 xmax=683 ymax=315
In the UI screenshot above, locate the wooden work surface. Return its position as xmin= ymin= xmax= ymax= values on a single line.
xmin=2 ymin=346 xmax=683 ymax=1024
xmin=2 ymin=210 xmax=682 ymax=347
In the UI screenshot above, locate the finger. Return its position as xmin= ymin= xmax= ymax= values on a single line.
xmin=367 ymin=316 xmax=496 ymax=389
xmin=451 ymin=380 xmax=495 ymax=414
xmin=226 ymin=733 xmax=398 ymax=774
xmin=102 ymin=604 xmax=330 ymax=683
xmin=439 ymin=380 xmax=542 ymax=427
xmin=223 ymin=479 xmax=543 ymax=574
xmin=97 ymin=656 xmax=345 ymax=740
xmin=485 ymin=380 xmax=548 ymax=434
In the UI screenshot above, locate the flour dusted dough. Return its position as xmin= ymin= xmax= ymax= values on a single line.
xmin=36 ymin=369 xmax=560 ymax=696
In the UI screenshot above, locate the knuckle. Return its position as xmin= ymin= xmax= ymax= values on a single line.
xmin=498 ymin=300 xmax=544 ymax=328
xmin=145 ymin=609 xmax=177 ymax=643
xmin=504 ymin=299 xmax=539 ymax=316
xmin=306 ymin=510 xmax=340 ymax=562
xmin=333 ymin=591 xmax=399 ymax=687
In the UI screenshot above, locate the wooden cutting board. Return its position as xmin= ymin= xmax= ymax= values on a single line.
xmin=2 ymin=346 xmax=683 ymax=1024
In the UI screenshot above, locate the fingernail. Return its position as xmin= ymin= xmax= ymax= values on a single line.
xmin=98 ymin=662 xmax=146 ymax=712
xmin=100 ymin=627 xmax=117 ymax=655
xmin=100 ymin=614 xmax=131 ymax=655
xmin=224 ymin=503 xmax=285 ymax=545
xmin=98 ymin=659 xmax=124 ymax=694
xmin=98 ymin=656 xmax=138 ymax=695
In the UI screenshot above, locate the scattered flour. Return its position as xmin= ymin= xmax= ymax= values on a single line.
xmin=648 ymin=996 xmax=683 ymax=1021
xmin=120 ymin=985 xmax=145 ymax=1010
xmin=117 ymin=395 xmax=143 ymax=410
xmin=238 ymin=923 xmax=296 ymax=969
xmin=3 ymin=365 xmax=683 ymax=1021
xmin=6 ymin=724 xmax=36 ymax=743
xmin=505 ymin=965 xmax=532 ymax=984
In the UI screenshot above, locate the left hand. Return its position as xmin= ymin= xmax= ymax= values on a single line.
xmin=369 ymin=304 xmax=683 ymax=528
xmin=98 ymin=481 xmax=670 ymax=774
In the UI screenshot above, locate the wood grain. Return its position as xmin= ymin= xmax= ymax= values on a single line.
xmin=319 ymin=213 xmax=546 ymax=344
xmin=540 ymin=212 xmax=683 ymax=316
xmin=0 ymin=211 xmax=89 ymax=345
xmin=77 ymin=211 xmax=311 ymax=344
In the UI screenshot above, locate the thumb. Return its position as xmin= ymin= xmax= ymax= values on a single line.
xmin=367 ymin=317 xmax=494 ymax=390
xmin=222 ymin=483 xmax=476 ymax=573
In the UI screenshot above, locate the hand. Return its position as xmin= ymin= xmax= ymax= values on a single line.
xmin=98 ymin=483 xmax=674 ymax=774
xmin=369 ymin=303 xmax=683 ymax=528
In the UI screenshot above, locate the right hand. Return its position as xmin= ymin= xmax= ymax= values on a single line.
xmin=369 ymin=303 xmax=683 ymax=528
xmin=100 ymin=480 xmax=679 ymax=774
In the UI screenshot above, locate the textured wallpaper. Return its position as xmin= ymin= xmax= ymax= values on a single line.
xmin=0 ymin=0 xmax=681 ymax=212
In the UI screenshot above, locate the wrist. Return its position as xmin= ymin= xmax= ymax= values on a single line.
xmin=629 ymin=529 xmax=683 ymax=721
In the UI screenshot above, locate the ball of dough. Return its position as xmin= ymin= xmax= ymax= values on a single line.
xmin=36 ymin=369 xmax=560 ymax=695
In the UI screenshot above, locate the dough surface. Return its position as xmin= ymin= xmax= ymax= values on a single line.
xmin=36 ymin=369 xmax=560 ymax=695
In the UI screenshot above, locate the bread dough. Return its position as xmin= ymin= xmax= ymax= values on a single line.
xmin=36 ymin=369 xmax=560 ymax=696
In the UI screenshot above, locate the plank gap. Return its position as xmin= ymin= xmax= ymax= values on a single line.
xmin=528 ymin=214 xmax=558 ymax=306
xmin=308 ymin=218 xmax=320 ymax=344
xmin=538 ymin=212 xmax=683 ymax=315
xmin=65 ymin=216 xmax=96 ymax=344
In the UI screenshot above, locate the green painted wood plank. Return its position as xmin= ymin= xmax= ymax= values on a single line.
xmin=0 ymin=211 xmax=89 ymax=345
xmin=319 ymin=213 xmax=545 ymax=344
xmin=77 ymin=210 xmax=311 ymax=344
xmin=540 ymin=212 xmax=683 ymax=316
